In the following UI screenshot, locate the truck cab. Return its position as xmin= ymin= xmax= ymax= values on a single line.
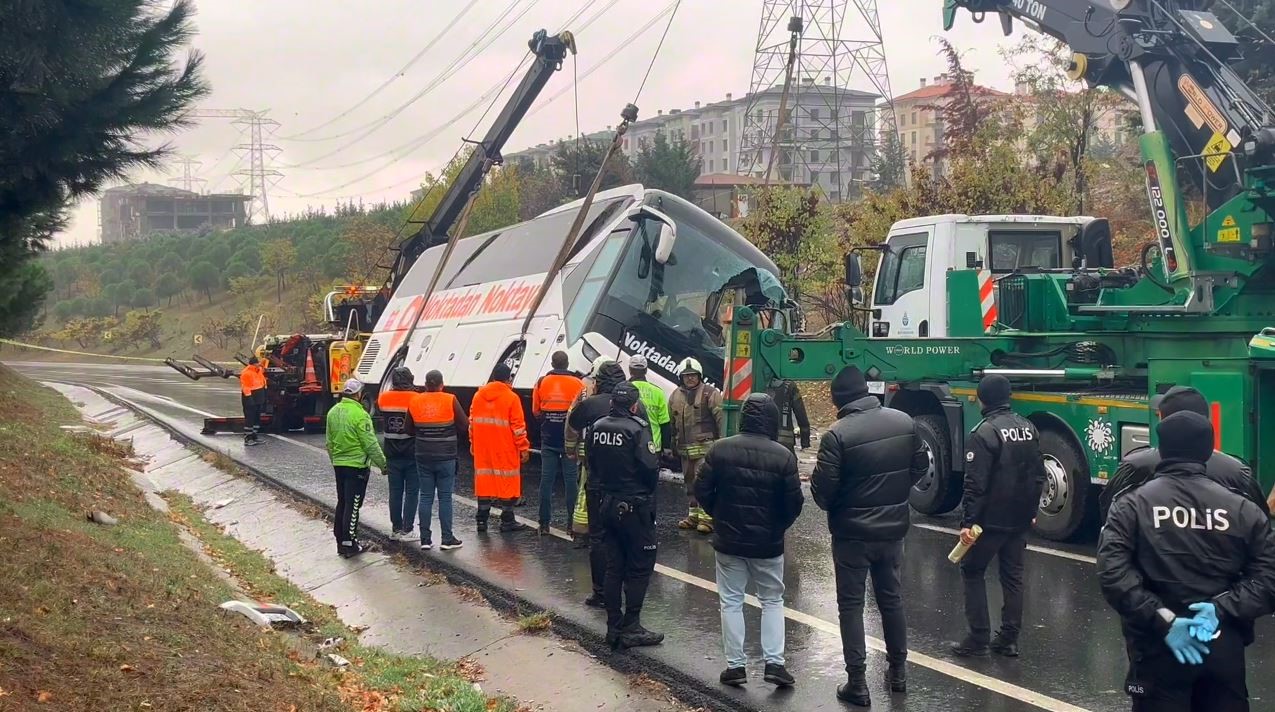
xmin=868 ymin=215 xmax=1095 ymax=339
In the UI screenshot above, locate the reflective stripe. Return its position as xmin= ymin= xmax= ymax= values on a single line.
xmin=473 ymin=417 xmax=511 ymax=426
xmin=513 ymin=428 xmax=527 ymax=437
xmin=475 ymin=468 xmax=521 ymax=478
xmin=384 ymin=433 xmax=412 ymax=440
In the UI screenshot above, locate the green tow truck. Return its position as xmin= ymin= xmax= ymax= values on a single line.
xmin=723 ymin=0 xmax=1275 ymax=540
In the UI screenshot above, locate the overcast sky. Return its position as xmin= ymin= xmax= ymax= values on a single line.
xmin=58 ymin=0 xmax=1025 ymax=247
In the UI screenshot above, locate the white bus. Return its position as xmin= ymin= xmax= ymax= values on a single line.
xmin=356 ymin=184 xmax=787 ymax=442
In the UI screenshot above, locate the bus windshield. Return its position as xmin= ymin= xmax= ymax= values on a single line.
xmin=583 ymin=191 xmax=785 ymax=384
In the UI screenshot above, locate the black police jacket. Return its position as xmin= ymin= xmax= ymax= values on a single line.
xmin=1100 ymin=446 xmax=1267 ymax=523
xmin=1098 ymin=460 xmax=1275 ymax=647
xmin=568 ymin=393 xmax=646 ymax=487
xmin=961 ymin=406 xmax=1047 ymax=533
xmin=810 ymin=395 xmax=927 ymax=541
xmin=694 ymin=396 xmax=804 ymax=559
xmin=585 ymin=411 xmax=659 ymax=499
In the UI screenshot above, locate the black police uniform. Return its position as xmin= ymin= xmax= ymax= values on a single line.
xmin=1101 ymin=446 xmax=1267 ymax=523
xmin=1099 ymin=412 xmax=1275 ymax=712
xmin=585 ymin=384 xmax=662 ymax=646
xmin=959 ymin=400 xmax=1047 ymax=650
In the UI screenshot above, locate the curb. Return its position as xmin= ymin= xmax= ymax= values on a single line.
xmin=92 ymin=387 xmax=759 ymax=712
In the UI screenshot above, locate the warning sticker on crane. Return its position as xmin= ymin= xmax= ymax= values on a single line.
xmin=1204 ymin=131 xmax=1232 ymax=173
xmin=1218 ymin=214 xmax=1241 ymax=243
xmin=1179 ymin=75 xmax=1228 ymax=137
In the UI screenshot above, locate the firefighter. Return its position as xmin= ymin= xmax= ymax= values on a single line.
xmin=239 ymin=356 xmax=267 ymax=446
xmin=326 ymin=379 xmax=386 ymax=558
xmin=953 ymin=375 xmax=1047 ymax=658
xmin=377 ymin=366 xmax=420 ymax=541
xmin=669 ymin=358 xmax=724 ymax=534
xmin=469 ymin=363 xmax=529 ymax=533
xmin=766 ymin=377 xmax=811 ymax=454
xmin=587 ymin=382 xmax=664 ymax=650
xmin=532 ymin=351 xmax=585 ymax=535
xmin=566 ymin=361 xmax=644 ymax=607
xmin=1100 ymin=411 xmax=1275 ymax=711
xmin=627 ymin=356 xmax=671 ymax=453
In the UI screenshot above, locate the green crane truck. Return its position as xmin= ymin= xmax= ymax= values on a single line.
xmin=722 ymin=0 xmax=1275 ymax=540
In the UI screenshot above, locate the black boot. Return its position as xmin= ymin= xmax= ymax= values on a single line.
xmin=720 ymin=667 xmax=747 ymax=686
xmin=476 ymin=517 xmax=488 ymax=533
xmin=886 ymin=662 xmax=907 ymax=693
xmin=951 ymin=635 xmax=991 ymax=657
xmin=836 ymin=667 xmax=870 ymax=707
xmin=617 ymin=623 xmax=663 ymax=648
xmin=990 ymin=631 xmax=1020 ymax=658
xmin=500 ymin=519 xmax=519 ymax=533
xmin=583 ymin=593 xmax=606 ymax=609
xmin=763 ymin=662 xmax=794 ymax=687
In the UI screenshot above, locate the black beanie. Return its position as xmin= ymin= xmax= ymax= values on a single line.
xmin=490 ymin=363 xmax=512 ymax=383
xmin=977 ymin=374 xmax=1012 ymax=408
xmin=611 ymin=382 xmax=639 ymax=413
xmin=1151 ymin=386 xmax=1209 ymax=418
xmin=830 ymin=366 xmax=869 ymax=408
xmin=1156 ymin=411 xmax=1213 ymax=464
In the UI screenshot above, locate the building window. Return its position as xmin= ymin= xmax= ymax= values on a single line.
xmin=723 ymin=157 xmax=729 ymax=171
xmin=831 ymin=109 xmax=838 ymax=121
xmin=810 ymin=171 xmax=820 ymax=185
xmin=912 ymin=111 xmax=918 ymax=125
xmin=721 ymin=140 xmax=727 ymax=152
xmin=811 ymin=108 xmax=820 ymax=120
xmin=691 ymin=124 xmax=699 ymax=139
xmin=911 ymin=131 xmax=917 ymax=146
xmin=810 ymin=150 xmax=819 ymax=162
xmin=722 ymin=119 xmax=728 ymax=132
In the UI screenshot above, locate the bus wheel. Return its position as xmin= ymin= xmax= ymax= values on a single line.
xmin=910 ymin=415 xmax=961 ymax=515
xmin=1033 ymin=428 xmax=1093 ymax=541
xmin=499 ymin=341 xmax=526 ymax=379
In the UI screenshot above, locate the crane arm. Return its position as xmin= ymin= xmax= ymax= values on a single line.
xmin=387 ymin=30 xmax=576 ymax=291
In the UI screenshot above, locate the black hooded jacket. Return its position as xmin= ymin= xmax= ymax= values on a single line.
xmin=695 ymin=395 xmax=804 ymax=559
xmin=811 ymin=395 xmax=927 ymax=541
xmin=586 ymin=398 xmax=659 ymax=499
xmin=567 ymin=363 xmax=645 ymax=488
xmin=961 ymin=404 xmax=1047 ymax=533
xmin=1099 ymin=459 xmax=1275 ymax=647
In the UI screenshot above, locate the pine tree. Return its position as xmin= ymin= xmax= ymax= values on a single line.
xmin=0 ymin=0 xmax=207 ymax=335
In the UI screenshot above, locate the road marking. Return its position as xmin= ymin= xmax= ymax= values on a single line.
xmin=101 ymin=393 xmax=1092 ymax=712
xmin=912 ymin=522 xmax=1098 ymax=564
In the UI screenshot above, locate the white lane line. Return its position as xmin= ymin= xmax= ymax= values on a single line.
xmin=110 ymin=400 xmax=1090 ymax=712
xmin=913 ymin=522 xmax=1098 ymax=565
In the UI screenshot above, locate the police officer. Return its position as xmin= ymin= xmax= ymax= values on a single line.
xmin=953 ymin=374 xmax=1046 ymax=658
xmin=766 ymin=377 xmax=811 ymax=453
xmin=586 ymin=382 xmax=664 ymax=650
xmin=1101 ymin=385 xmax=1267 ymax=522
xmin=1099 ymin=411 xmax=1275 ymax=711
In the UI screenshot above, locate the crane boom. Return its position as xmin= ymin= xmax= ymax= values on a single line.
xmin=387 ymin=30 xmax=577 ymax=292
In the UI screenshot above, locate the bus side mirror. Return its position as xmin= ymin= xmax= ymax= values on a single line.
xmin=627 ymin=205 xmax=677 ymax=264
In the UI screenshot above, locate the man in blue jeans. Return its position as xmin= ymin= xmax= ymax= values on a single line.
xmin=408 ymin=370 xmax=468 ymax=550
xmin=377 ymin=366 xmax=420 ymax=541
xmin=694 ymin=393 xmax=803 ymax=688
xmin=532 ymin=351 xmax=584 ymax=535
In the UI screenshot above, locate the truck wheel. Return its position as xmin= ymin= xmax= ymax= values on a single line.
xmin=910 ymin=415 xmax=961 ymax=515
xmin=1033 ymin=428 xmax=1093 ymax=541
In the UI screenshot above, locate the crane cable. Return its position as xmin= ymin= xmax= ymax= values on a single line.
xmin=518 ymin=0 xmax=682 ymax=339
xmin=280 ymin=0 xmax=483 ymax=140
xmin=763 ymin=22 xmax=802 ymax=183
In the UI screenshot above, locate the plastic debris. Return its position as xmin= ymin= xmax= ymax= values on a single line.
xmin=218 ymin=600 xmax=307 ymax=628
xmin=87 ymin=511 xmax=119 ymax=526
xmin=326 ymin=653 xmax=351 ymax=668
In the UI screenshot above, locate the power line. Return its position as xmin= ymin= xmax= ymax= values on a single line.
xmin=280 ymin=0 xmax=483 ymax=140
xmin=277 ymin=0 xmax=538 ymax=163
xmin=633 ymin=0 xmax=681 ymax=104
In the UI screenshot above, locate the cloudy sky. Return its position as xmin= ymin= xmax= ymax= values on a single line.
xmin=59 ymin=0 xmax=1025 ymax=247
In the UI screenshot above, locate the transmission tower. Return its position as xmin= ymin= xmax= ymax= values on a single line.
xmin=181 ymin=109 xmax=283 ymax=224
xmin=167 ymin=155 xmax=206 ymax=193
xmin=738 ymin=0 xmax=902 ymax=201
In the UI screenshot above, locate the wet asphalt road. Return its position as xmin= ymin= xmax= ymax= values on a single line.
xmin=11 ymin=360 xmax=1275 ymax=712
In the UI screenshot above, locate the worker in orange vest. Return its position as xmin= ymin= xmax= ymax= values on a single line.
xmin=470 ymin=363 xmax=530 ymax=532
xmin=376 ymin=366 xmax=420 ymax=541
xmin=532 ymin=351 xmax=585 ymax=535
xmin=239 ymin=356 xmax=267 ymax=446
xmin=408 ymin=369 xmax=468 ymax=551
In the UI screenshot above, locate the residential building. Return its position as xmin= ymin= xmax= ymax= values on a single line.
xmin=99 ymin=183 xmax=250 ymax=244
xmin=506 ymin=82 xmax=879 ymax=202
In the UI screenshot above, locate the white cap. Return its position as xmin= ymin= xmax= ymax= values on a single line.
xmin=341 ymin=378 xmax=365 ymax=396
xmin=628 ymin=355 xmax=648 ymax=370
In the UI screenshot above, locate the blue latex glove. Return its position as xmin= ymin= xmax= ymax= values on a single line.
xmin=1188 ymin=602 xmax=1220 ymax=642
xmin=1165 ymin=617 xmax=1211 ymax=665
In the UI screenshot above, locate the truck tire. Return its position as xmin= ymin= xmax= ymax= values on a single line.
xmin=1033 ymin=427 xmax=1093 ymax=542
xmin=910 ymin=415 xmax=962 ymax=515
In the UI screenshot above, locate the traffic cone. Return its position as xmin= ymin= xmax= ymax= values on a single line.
xmin=300 ymin=349 xmax=322 ymax=393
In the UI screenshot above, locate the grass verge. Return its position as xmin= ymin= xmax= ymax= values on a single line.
xmin=0 ymin=364 xmax=517 ymax=711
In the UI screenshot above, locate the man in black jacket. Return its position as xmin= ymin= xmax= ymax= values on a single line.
xmin=1099 ymin=411 xmax=1275 ymax=711
xmin=954 ymin=375 xmax=1047 ymax=659
xmin=1100 ymin=385 xmax=1266 ymax=522
xmin=695 ymin=393 xmax=803 ymax=688
xmin=566 ymin=361 xmax=646 ymax=608
xmin=765 ymin=377 xmax=812 ymax=453
xmin=811 ymin=366 xmax=927 ymax=707
xmin=587 ymin=383 xmax=664 ymax=650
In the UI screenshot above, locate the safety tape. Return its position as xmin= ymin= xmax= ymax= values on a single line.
xmin=0 ymin=338 xmax=236 ymax=366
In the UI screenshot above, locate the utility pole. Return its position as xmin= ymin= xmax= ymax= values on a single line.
xmin=739 ymin=0 xmax=903 ymax=201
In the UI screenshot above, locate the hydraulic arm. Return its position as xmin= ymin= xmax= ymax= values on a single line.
xmin=945 ymin=0 xmax=1275 ymax=289
xmin=386 ymin=30 xmax=577 ymax=292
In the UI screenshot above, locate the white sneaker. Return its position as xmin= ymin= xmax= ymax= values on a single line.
xmin=420 ymin=541 xmax=433 ymax=550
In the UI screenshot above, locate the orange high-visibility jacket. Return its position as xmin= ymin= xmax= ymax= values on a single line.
xmin=469 ymin=380 xmax=529 ymax=501
xmin=239 ymin=364 xmax=267 ymax=396
xmin=532 ymin=371 xmax=585 ymax=416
